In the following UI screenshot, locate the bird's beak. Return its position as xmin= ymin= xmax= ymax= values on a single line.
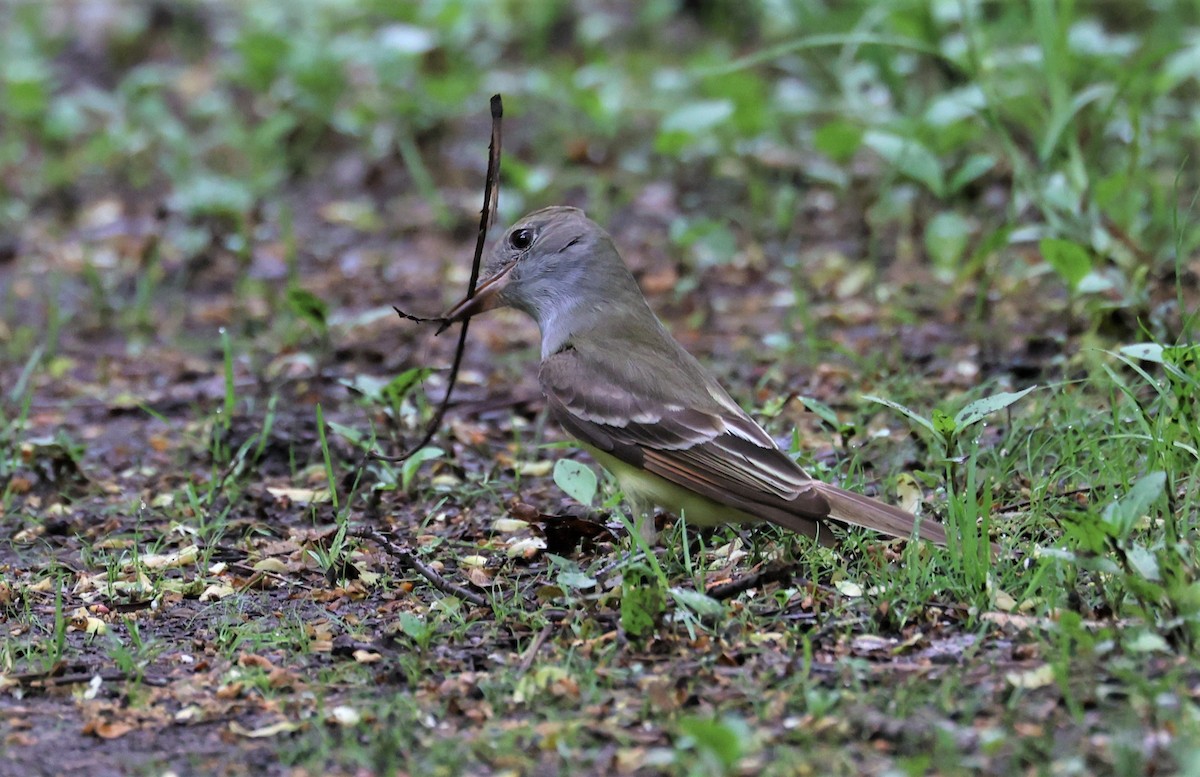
xmin=438 ymin=261 xmax=517 ymax=333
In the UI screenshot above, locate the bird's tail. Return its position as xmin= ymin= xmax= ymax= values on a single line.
xmin=814 ymin=482 xmax=947 ymax=545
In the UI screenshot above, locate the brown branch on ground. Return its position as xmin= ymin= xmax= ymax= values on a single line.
xmin=705 ymin=563 xmax=802 ymax=600
xmin=229 ymin=563 xmax=315 ymax=592
xmin=7 ymin=667 xmax=170 ymax=688
xmin=350 ymin=526 xmax=489 ymax=607
xmin=518 ymin=624 xmax=555 ymax=673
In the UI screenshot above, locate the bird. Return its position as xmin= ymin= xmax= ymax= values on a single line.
xmin=442 ymin=206 xmax=946 ymax=547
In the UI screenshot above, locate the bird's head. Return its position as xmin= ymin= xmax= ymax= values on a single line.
xmin=443 ymin=206 xmax=626 ymax=327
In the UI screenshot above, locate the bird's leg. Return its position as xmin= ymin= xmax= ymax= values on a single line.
xmin=624 ymin=494 xmax=659 ymax=546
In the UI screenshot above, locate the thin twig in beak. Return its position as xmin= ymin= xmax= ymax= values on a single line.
xmin=436 ymin=261 xmax=516 ymax=334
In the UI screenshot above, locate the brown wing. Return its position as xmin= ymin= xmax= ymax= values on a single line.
xmin=538 ymin=346 xmax=832 ymax=535
xmin=539 ymin=344 xmax=946 ymax=545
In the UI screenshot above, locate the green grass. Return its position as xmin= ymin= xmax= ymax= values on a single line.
xmin=1 ymin=0 xmax=1198 ymax=775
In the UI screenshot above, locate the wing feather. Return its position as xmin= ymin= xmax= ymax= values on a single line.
xmin=540 ymin=348 xmax=828 ymax=517
xmin=538 ymin=344 xmax=942 ymax=544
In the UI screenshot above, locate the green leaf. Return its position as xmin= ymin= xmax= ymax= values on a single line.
xmin=669 ymin=587 xmax=725 ymax=617
xmin=287 ymin=288 xmax=329 ymax=331
xmin=1119 ymin=346 xmax=1200 ymax=406
xmin=326 ymin=421 xmax=367 ymax=447
xmin=861 ymin=395 xmax=937 ymax=438
xmin=557 ymin=570 xmax=597 ymax=590
xmin=1159 ymin=39 xmax=1200 ymax=93
xmin=1126 ymin=630 xmax=1170 ymax=654
xmin=397 ymin=612 xmax=432 ymax=642
xmin=1039 ymin=238 xmax=1092 ymax=292
xmin=384 ymin=367 xmax=434 ymax=403
xmin=1102 ymin=471 xmax=1166 ymax=539
xmin=401 ymin=446 xmax=443 ymax=492
xmin=340 ymin=375 xmax=392 ymax=403
xmin=234 ymin=29 xmax=291 ymax=91
xmin=620 ymin=566 xmax=664 ymax=639
xmin=660 ymin=99 xmax=734 ymax=134
xmin=553 ymin=459 xmax=598 ymax=507
xmin=948 ymin=153 xmax=996 ymax=194
xmin=924 ymin=211 xmax=971 ymax=274
xmin=862 ymin=130 xmax=944 ymax=196
xmin=758 ymin=394 xmax=788 ymax=417
xmin=705 ymin=70 xmax=770 ymax=136
xmin=924 ymin=85 xmax=987 ymax=127
xmin=670 ymin=218 xmax=738 ymax=267
xmin=397 ymin=611 xmax=440 ymax=650
xmin=549 ymin=554 xmax=598 ymax=591
xmin=4 ymin=63 xmax=50 ymax=120
xmin=678 ymin=714 xmax=751 ymax=770
xmin=171 ymin=174 xmax=255 ymax=219
xmin=813 ymin=119 xmax=862 ymax=163
xmin=954 ymin=386 xmax=1038 ymax=429
xmin=1126 ymin=544 xmax=1161 ymax=582
xmin=798 ymin=396 xmax=845 ymax=432
xmin=656 ymin=99 xmax=734 ymax=155
xmin=932 ymin=409 xmax=957 ymax=439
xmin=1039 ymin=83 xmax=1115 ymax=163
xmin=1039 ymin=545 xmax=1121 ymax=575
xmin=1076 ymin=272 xmax=1114 ymax=294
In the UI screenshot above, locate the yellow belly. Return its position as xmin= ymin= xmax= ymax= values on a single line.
xmin=583 ymin=446 xmax=761 ymax=527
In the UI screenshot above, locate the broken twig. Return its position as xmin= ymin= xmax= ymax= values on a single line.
xmin=350 ymin=526 xmax=488 ymax=607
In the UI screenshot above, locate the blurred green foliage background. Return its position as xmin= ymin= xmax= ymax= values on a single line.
xmin=2 ymin=0 xmax=1197 ymax=326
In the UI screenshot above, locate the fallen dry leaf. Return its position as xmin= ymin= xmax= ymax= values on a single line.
xmin=228 ymin=720 xmax=301 ymax=738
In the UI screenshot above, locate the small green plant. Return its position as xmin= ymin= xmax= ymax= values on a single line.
xmin=46 ymin=575 xmax=68 ymax=671
xmin=1 ymin=346 xmax=41 ymax=494
xmin=399 ymin=447 xmax=444 ymax=493
xmin=106 ymin=618 xmax=164 ymax=685
xmin=285 ymin=286 xmax=330 ymax=340
xmin=1042 ymin=341 xmax=1200 ymax=646
xmin=1040 ymin=238 xmax=1096 ymax=296
xmin=864 ymin=386 xmax=1037 ymax=590
xmin=1045 ymin=469 xmax=1199 ymax=645
xmin=795 ymin=394 xmax=857 ymax=448
xmin=619 ymin=563 xmax=666 ymax=641
xmin=864 ymin=385 xmax=1037 ymax=462
xmin=674 ymin=713 xmax=754 ymax=777
xmin=338 ymin=367 xmax=437 ymax=474
xmin=395 ymin=611 xmax=438 ymax=652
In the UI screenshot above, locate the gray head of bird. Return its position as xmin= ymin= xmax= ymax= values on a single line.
xmin=443 ymin=207 xmax=647 ymax=347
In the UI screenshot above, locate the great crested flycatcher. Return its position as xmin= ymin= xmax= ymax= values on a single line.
xmin=443 ymin=206 xmax=946 ymax=546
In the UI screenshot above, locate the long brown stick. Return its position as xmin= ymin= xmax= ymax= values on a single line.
xmin=350 ymin=526 xmax=488 ymax=607
xmin=379 ymin=94 xmax=503 ymax=463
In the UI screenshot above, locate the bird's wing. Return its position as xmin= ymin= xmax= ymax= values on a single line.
xmin=538 ymin=347 xmax=832 ymax=531
xmin=539 ymin=346 xmax=945 ymax=544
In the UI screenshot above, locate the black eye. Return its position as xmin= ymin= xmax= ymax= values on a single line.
xmin=509 ymin=228 xmax=533 ymax=251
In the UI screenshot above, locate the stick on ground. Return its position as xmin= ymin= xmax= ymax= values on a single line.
xmin=350 ymin=526 xmax=488 ymax=607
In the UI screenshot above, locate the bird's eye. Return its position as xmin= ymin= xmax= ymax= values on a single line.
xmin=509 ymin=228 xmax=533 ymax=251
